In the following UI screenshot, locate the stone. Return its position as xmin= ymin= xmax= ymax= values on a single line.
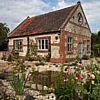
xmin=24 ymin=94 xmax=36 ymax=100
xmin=45 ymin=93 xmax=56 ymax=100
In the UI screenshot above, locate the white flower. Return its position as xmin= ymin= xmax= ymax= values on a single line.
xmin=90 ymin=74 xmax=95 ymax=79
xmin=43 ymin=86 xmax=48 ymax=90
xmin=91 ymin=80 xmax=95 ymax=84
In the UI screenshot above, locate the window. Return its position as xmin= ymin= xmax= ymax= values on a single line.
xmin=55 ymin=36 xmax=58 ymax=40
xmin=87 ymin=40 xmax=90 ymax=52
xmin=77 ymin=12 xmax=83 ymax=24
xmin=68 ymin=37 xmax=73 ymax=52
xmin=13 ymin=40 xmax=23 ymax=51
xmin=38 ymin=39 xmax=49 ymax=50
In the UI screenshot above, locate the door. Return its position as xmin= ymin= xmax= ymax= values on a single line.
xmin=78 ymin=42 xmax=83 ymax=59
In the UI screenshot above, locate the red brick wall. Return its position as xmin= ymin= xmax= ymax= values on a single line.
xmin=54 ymin=30 xmax=91 ymax=63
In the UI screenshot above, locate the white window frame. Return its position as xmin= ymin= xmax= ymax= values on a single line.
xmin=37 ymin=39 xmax=49 ymax=51
xmin=68 ymin=37 xmax=73 ymax=52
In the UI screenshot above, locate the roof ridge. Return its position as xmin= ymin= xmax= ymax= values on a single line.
xmin=9 ymin=3 xmax=79 ymax=38
xmin=30 ymin=4 xmax=76 ymax=19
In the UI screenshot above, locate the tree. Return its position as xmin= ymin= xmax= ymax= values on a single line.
xmin=0 ymin=22 xmax=10 ymax=51
xmin=91 ymin=31 xmax=100 ymax=57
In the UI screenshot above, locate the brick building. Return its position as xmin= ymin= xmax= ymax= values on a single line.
xmin=8 ymin=1 xmax=91 ymax=63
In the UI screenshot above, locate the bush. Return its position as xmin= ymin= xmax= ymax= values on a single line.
xmin=82 ymin=55 xmax=89 ymax=60
xmin=10 ymin=73 xmax=25 ymax=95
xmin=54 ymin=62 xmax=100 ymax=100
xmin=44 ymin=52 xmax=51 ymax=62
xmin=9 ymin=59 xmax=35 ymax=98
xmin=26 ymin=56 xmax=35 ymax=61
xmin=7 ymin=54 xmax=13 ymax=62
xmin=7 ymin=50 xmax=19 ymax=62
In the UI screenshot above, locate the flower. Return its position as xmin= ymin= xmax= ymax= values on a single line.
xmin=91 ymin=80 xmax=95 ymax=84
xmin=76 ymin=74 xmax=83 ymax=81
xmin=64 ymin=78 xmax=68 ymax=82
xmin=44 ymin=86 xmax=48 ymax=90
xmin=90 ymin=74 xmax=95 ymax=79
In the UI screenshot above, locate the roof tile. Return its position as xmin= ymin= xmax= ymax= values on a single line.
xmin=9 ymin=5 xmax=76 ymax=38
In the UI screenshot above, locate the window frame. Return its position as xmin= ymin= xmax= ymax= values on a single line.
xmin=77 ymin=12 xmax=83 ymax=24
xmin=67 ymin=36 xmax=73 ymax=52
xmin=37 ymin=39 xmax=49 ymax=51
xmin=13 ymin=39 xmax=23 ymax=52
xmin=87 ymin=40 xmax=90 ymax=52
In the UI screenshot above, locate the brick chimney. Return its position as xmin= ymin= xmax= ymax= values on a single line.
xmin=77 ymin=1 xmax=81 ymax=4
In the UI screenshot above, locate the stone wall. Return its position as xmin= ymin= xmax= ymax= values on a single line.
xmin=0 ymin=51 xmax=9 ymax=60
xmin=29 ymin=33 xmax=60 ymax=57
xmin=8 ymin=33 xmax=61 ymax=61
xmin=0 ymin=52 xmax=3 ymax=59
xmin=64 ymin=4 xmax=91 ymax=37
xmin=8 ymin=37 xmax=28 ymax=57
xmin=59 ymin=30 xmax=91 ymax=62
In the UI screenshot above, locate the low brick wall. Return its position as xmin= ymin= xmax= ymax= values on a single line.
xmin=0 ymin=51 xmax=9 ymax=60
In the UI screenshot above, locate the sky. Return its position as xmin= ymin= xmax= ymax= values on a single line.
xmin=0 ymin=0 xmax=100 ymax=33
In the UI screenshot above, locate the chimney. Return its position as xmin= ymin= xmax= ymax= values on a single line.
xmin=77 ymin=1 xmax=81 ymax=4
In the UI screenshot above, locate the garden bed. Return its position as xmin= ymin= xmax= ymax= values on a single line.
xmin=0 ymin=58 xmax=100 ymax=100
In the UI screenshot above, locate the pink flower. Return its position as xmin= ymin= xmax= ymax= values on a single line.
xmin=76 ymin=74 xmax=83 ymax=81
xmin=87 ymin=73 xmax=95 ymax=80
xmin=82 ymin=60 xmax=85 ymax=65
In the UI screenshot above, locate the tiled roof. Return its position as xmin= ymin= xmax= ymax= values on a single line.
xmin=9 ymin=5 xmax=77 ymax=38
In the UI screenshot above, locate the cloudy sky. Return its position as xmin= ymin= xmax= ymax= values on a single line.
xmin=0 ymin=0 xmax=100 ymax=33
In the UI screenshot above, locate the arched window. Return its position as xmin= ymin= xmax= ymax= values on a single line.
xmin=77 ymin=12 xmax=83 ymax=24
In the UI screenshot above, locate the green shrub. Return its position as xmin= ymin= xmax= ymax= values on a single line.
xmin=7 ymin=54 xmax=14 ymax=61
xmin=82 ymin=55 xmax=89 ymax=60
xmin=44 ymin=52 xmax=51 ymax=62
xmin=10 ymin=59 xmax=29 ymax=96
xmin=7 ymin=50 xmax=19 ymax=62
xmin=10 ymin=73 xmax=25 ymax=95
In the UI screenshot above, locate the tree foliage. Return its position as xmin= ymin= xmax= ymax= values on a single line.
xmin=91 ymin=31 xmax=100 ymax=57
xmin=0 ymin=22 xmax=10 ymax=51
